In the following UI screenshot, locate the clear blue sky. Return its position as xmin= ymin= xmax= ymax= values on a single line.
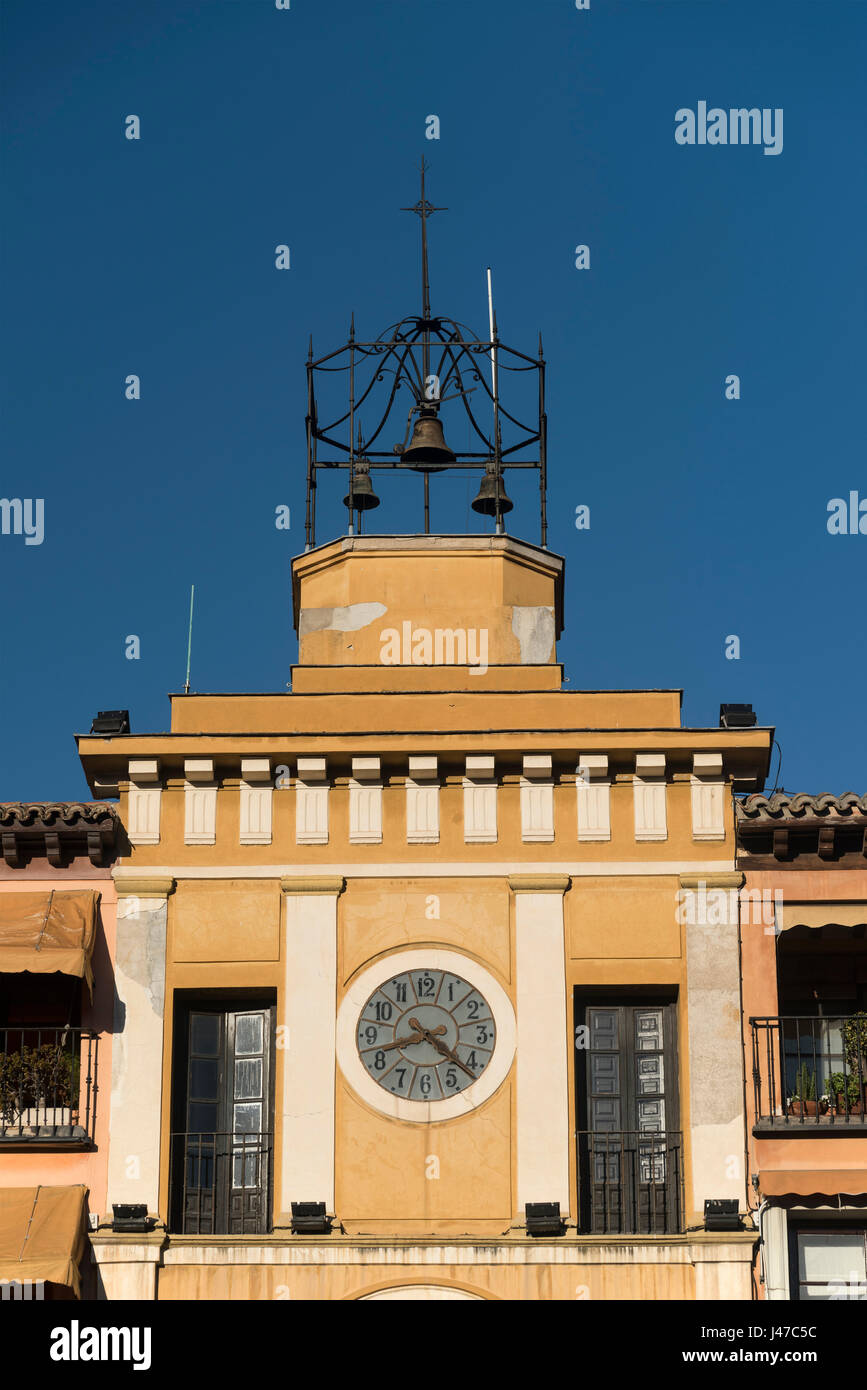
xmin=1 ymin=0 xmax=864 ymax=801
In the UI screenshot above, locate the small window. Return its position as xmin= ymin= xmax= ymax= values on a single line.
xmin=792 ymin=1228 xmax=867 ymax=1300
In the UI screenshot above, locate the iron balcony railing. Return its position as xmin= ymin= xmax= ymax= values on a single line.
xmin=576 ymin=1130 xmax=684 ymax=1235
xmin=169 ymin=1131 xmax=274 ymax=1235
xmin=751 ymin=1015 xmax=867 ymax=1128
xmin=0 ymin=1027 xmax=98 ymax=1145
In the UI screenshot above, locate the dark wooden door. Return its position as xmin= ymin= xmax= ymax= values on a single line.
xmin=179 ymin=1005 xmax=273 ymax=1235
xmin=577 ymin=999 xmax=681 ymax=1234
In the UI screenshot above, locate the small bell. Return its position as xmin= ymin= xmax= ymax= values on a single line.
xmin=343 ymin=456 xmax=380 ymax=511
xmin=471 ymin=459 xmax=513 ymax=517
xmin=400 ymin=405 xmax=456 ymax=471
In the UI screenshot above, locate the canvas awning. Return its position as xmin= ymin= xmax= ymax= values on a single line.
xmin=0 ymin=890 xmax=98 ymax=995
xmin=781 ymin=903 xmax=867 ymax=931
xmin=0 ymin=1185 xmax=88 ymax=1297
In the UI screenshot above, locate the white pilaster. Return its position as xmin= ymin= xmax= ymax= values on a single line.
xmin=762 ymin=1204 xmax=791 ymax=1300
xmin=682 ymin=871 xmax=745 ymax=1213
xmin=511 ymin=875 xmax=571 ymax=1216
xmin=279 ymin=877 xmax=343 ymax=1215
xmin=107 ymin=878 xmax=173 ymax=1215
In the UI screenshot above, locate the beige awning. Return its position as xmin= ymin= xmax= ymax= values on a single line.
xmin=781 ymin=902 xmax=867 ymax=931
xmin=0 ymin=1185 xmax=88 ymax=1296
xmin=0 ymin=890 xmax=98 ymax=995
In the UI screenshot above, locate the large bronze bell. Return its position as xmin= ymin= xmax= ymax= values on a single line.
xmin=471 ymin=460 xmax=513 ymax=516
xmin=400 ymin=406 xmax=456 ymax=471
xmin=343 ymin=459 xmax=380 ymax=511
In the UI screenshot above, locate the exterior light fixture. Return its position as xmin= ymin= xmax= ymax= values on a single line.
xmin=290 ymin=1202 xmax=331 ymax=1235
xmin=719 ymin=704 xmax=757 ymax=729
xmin=111 ymin=1203 xmax=154 ymax=1233
xmin=704 ymin=1199 xmax=741 ymax=1232
xmin=90 ymin=710 xmax=130 ymax=736
xmin=525 ymin=1202 xmax=564 ymax=1237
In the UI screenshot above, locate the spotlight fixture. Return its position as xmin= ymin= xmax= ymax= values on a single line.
xmin=290 ymin=1202 xmax=331 ymax=1235
xmin=704 ymin=1198 xmax=741 ymax=1232
xmin=525 ymin=1202 xmax=564 ymax=1237
xmin=90 ymin=710 xmax=130 ymax=736
xmin=719 ymin=704 xmax=757 ymax=729
xmin=111 ymin=1203 xmax=155 ymax=1233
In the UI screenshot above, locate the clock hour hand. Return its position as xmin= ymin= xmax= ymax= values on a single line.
xmin=379 ymin=1030 xmax=425 ymax=1052
xmin=378 ymin=1018 xmax=448 ymax=1053
xmin=407 ymin=1017 xmax=446 ymax=1038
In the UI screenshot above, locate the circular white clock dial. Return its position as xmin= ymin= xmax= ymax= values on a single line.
xmin=356 ymin=969 xmax=496 ymax=1101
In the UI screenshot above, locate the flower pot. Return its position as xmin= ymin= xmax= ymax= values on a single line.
xmin=1 ymin=1105 xmax=72 ymax=1137
xmin=834 ymin=1092 xmax=863 ymax=1116
xmin=789 ymin=1099 xmax=822 ymax=1117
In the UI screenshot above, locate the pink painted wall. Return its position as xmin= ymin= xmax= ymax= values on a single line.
xmin=0 ymin=875 xmax=116 ymax=1221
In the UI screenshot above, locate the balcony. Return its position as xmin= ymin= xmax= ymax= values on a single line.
xmin=576 ymin=1131 xmax=684 ymax=1235
xmin=169 ymin=1131 xmax=273 ymax=1235
xmin=751 ymin=1015 xmax=867 ymax=1131
xmin=0 ymin=1027 xmax=98 ymax=1146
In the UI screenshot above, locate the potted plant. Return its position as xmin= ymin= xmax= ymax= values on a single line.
xmin=788 ymin=1063 xmax=826 ymax=1116
xmin=826 ymin=1071 xmax=861 ymax=1116
xmin=0 ymin=1042 xmax=78 ymax=1135
xmin=842 ymin=1014 xmax=867 ymax=1110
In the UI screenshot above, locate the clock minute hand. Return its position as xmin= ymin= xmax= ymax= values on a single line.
xmin=428 ymin=1034 xmax=477 ymax=1080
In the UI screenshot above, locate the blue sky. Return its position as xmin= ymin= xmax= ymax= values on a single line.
xmin=1 ymin=0 xmax=864 ymax=800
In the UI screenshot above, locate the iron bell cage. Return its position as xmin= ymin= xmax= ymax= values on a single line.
xmin=303 ymin=168 xmax=548 ymax=549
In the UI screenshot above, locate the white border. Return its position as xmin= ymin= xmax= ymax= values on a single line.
xmin=336 ymin=949 xmax=516 ymax=1123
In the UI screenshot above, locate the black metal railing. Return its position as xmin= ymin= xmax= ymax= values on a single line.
xmin=751 ymin=1015 xmax=867 ymax=1127
xmin=0 ymin=1027 xmax=98 ymax=1144
xmin=576 ymin=1130 xmax=684 ymax=1235
xmin=169 ymin=1131 xmax=273 ymax=1235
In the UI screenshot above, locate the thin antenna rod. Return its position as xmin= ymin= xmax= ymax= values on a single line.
xmin=184 ymin=584 xmax=195 ymax=694
xmin=487 ymin=270 xmax=503 ymax=535
xmin=402 ymin=158 xmax=447 ymax=387
xmin=486 ymin=267 xmax=496 ymax=398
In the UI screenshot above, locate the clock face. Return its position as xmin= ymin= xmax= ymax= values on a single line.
xmin=356 ymin=969 xmax=496 ymax=1102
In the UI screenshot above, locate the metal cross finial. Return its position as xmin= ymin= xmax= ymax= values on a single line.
xmin=401 ymin=157 xmax=447 ymax=325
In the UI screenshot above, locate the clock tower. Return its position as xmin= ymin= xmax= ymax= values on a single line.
xmin=82 ymin=168 xmax=773 ymax=1300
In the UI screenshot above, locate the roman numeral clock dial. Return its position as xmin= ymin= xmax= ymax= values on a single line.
xmin=356 ymin=970 xmax=496 ymax=1101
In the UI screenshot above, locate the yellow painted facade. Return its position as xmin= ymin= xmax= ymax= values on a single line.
xmin=81 ymin=534 xmax=771 ymax=1300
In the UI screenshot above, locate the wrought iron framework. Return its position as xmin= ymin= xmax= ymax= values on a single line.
xmin=304 ymin=160 xmax=547 ymax=547
xmin=751 ymin=1015 xmax=867 ymax=1127
xmin=0 ymin=1026 xmax=99 ymax=1146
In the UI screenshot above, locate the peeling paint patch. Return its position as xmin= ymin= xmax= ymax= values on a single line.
xmin=116 ymin=900 xmax=167 ymax=1016
xmin=511 ymin=606 xmax=555 ymax=664
xmin=299 ymin=602 xmax=387 ymax=637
